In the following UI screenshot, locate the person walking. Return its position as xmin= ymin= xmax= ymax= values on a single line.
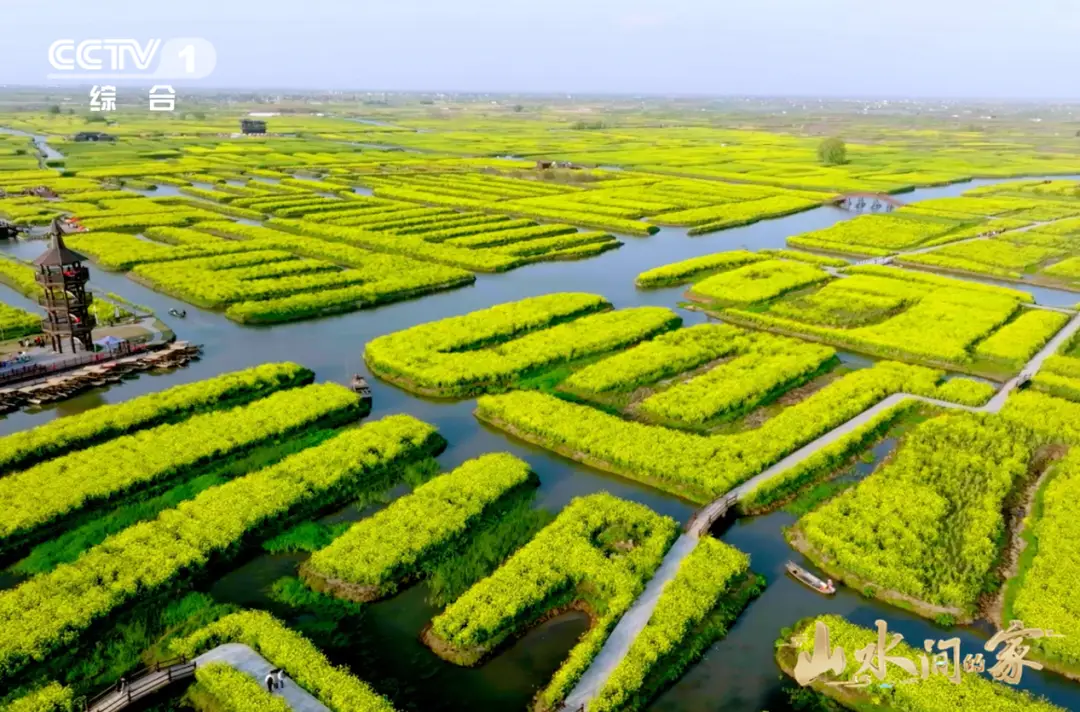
xmin=274 ymin=668 xmax=286 ymax=690
xmin=265 ymin=671 xmax=276 ymax=694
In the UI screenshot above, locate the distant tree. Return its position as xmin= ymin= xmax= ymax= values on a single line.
xmin=47 ymin=104 xmax=61 ymax=114
xmin=513 ymin=104 xmax=524 ymax=113
xmin=66 ymin=108 xmax=75 ymax=115
xmin=84 ymin=114 xmax=107 ymax=124
xmin=192 ymin=111 xmax=207 ymax=120
xmin=818 ymin=137 xmax=847 ymax=165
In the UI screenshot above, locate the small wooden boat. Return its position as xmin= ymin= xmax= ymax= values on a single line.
xmin=785 ymin=561 xmax=836 ymax=595
xmin=350 ymin=375 xmax=373 ymax=401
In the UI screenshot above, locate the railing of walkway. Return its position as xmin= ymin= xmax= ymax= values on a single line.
xmin=82 ymin=657 xmax=196 ymax=712
xmin=0 ymin=342 xmax=142 ymax=386
xmin=685 ymin=492 xmax=738 ymax=535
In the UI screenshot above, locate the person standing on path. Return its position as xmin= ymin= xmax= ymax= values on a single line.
xmin=265 ymin=672 xmax=276 ymax=694
xmin=274 ymin=668 xmax=286 ymax=690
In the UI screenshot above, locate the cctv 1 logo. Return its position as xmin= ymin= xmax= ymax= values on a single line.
xmin=48 ymin=38 xmax=216 ymax=80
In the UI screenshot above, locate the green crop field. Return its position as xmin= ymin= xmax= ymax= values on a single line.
xmin=3 ymin=94 xmax=1080 ymax=712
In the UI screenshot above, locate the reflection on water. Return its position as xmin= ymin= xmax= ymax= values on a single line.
xmin=335 ymin=585 xmax=590 ymax=712
xmin=209 ymin=546 xmax=591 ymax=712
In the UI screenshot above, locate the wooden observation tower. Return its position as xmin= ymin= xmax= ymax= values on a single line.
xmin=34 ymin=231 xmax=95 ymax=353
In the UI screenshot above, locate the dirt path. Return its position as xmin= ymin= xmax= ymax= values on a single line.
xmin=984 ymin=452 xmax=1061 ymax=628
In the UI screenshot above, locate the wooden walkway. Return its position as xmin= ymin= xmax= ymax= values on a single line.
xmin=84 ymin=658 xmax=195 ymax=712
xmin=562 ymin=309 xmax=1080 ymax=710
xmin=80 ymin=643 xmax=331 ymax=712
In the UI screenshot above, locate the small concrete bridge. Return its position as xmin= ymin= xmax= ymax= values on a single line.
xmin=684 ymin=493 xmax=737 ymax=537
xmin=833 ymin=192 xmax=904 ymax=212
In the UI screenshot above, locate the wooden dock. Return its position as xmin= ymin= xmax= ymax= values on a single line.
xmin=0 ymin=342 xmax=202 ymax=413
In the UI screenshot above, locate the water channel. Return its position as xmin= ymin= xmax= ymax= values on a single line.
xmin=1 ymin=133 xmax=1078 ymax=710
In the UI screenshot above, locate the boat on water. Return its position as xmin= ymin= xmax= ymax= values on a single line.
xmin=785 ymin=561 xmax=836 ymax=595
xmin=351 ymin=374 xmax=373 ymax=401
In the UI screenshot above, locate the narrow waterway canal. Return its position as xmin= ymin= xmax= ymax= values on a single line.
xmin=1 ymin=153 xmax=1079 ymax=711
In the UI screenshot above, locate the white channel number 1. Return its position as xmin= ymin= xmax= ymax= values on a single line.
xmin=179 ymin=45 xmax=196 ymax=74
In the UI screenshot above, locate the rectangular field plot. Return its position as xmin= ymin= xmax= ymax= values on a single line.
xmin=687 ymin=259 xmax=831 ymax=305
xmin=679 ymin=259 xmax=1057 ymax=374
xmin=301 ymin=453 xmax=537 ymax=601
xmin=64 ymin=222 xmax=476 ymax=324
xmin=789 ymin=189 xmax=1080 ymax=259
xmin=860 ymin=183 xmax=1080 ymax=288
xmin=364 ymin=293 xmax=681 ymax=397
xmin=900 ymin=225 xmax=1080 ymax=290
xmin=561 ymin=324 xmax=838 ymax=428
xmin=357 ymin=171 xmax=828 ymax=237
xmin=0 ymin=362 xmax=313 ymax=473
xmin=0 ymin=382 xmax=363 ymax=554
xmin=900 ymin=235 xmax=1066 ymax=279
xmin=787 ymin=213 xmax=971 ymax=256
xmin=792 ymin=411 xmax=1034 ymax=617
xmin=636 ymin=340 xmax=835 ymax=426
xmin=477 ymin=355 xmax=990 ymax=502
xmin=1033 ymin=335 xmax=1080 ymax=401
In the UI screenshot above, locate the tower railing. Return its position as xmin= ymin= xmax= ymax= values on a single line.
xmin=36 ymin=266 xmax=90 ymax=286
xmin=39 ymin=292 xmax=93 ymax=308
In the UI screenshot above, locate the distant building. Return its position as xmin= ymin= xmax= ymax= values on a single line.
xmin=535 ymin=159 xmax=579 ymax=170
xmin=240 ymin=119 xmax=267 ymax=135
xmin=73 ymin=131 xmax=115 ymax=142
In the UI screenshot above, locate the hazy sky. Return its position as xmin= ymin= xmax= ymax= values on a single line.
xmin=2 ymin=0 xmax=1079 ymax=98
